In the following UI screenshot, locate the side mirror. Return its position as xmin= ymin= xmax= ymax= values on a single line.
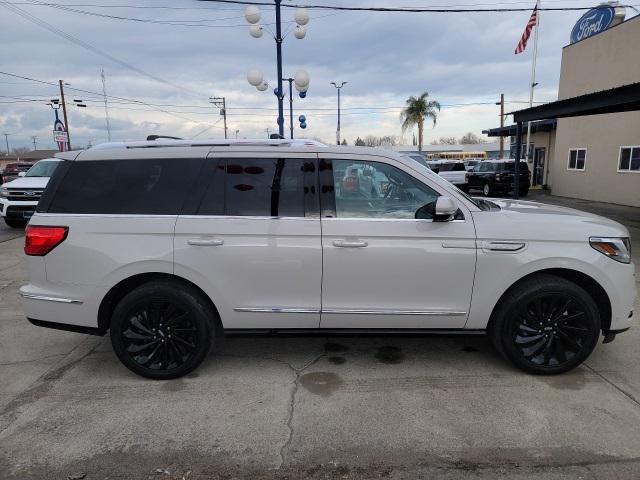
xmin=434 ymin=196 xmax=458 ymax=221
xmin=18 ymin=171 xmax=26 ymax=177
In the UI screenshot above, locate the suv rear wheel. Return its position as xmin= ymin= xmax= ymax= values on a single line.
xmin=482 ymin=182 xmax=491 ymax=197
xmin=489 ymin=274 xmax=601 ymax=374
xmin=110 ymin=280 xmax=219 ymax=379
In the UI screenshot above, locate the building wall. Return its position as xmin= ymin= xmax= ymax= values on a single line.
xmin=552 ymin=14 xmax=640 ymax=207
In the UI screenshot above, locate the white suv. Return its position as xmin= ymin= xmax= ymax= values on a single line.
xmin=21 ymin=139 xmax=636 ymax=379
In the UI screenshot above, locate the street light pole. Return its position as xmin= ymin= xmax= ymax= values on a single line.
xmin=246 ymin=4 xmax=309 ymax=139
xmin=283 ymin=78 xmax=295 ymax=139
xmin=330 ymin=81 xmax=347 ymax=145
xmin=274 ymin=0 xmax=285 ymax=138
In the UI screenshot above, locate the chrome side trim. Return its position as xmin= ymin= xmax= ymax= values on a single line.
xmin=481 ymin=240 xmax=526 ymax=252
xmin=234 ymin=307 xmax=320 ymax=314
xmin=322 ymin=309 xmax=467 ymax=316
xmin=21 ymin=293 xmax=83 ymax=304
xmin=234 ymin=307 xmax=466 ymax=316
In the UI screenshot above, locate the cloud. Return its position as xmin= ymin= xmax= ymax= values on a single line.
xmin=0 ymin=0 xmax=602 ymax=149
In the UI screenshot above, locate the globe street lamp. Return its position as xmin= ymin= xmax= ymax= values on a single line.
xmin=245 ymin=3 xmax=310 ymax=138
xmin=330 ymin=81 xmax=347 ymax=145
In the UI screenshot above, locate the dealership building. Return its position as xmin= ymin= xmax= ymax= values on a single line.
xmin=485 ymin=5 xmax=640 ymax=207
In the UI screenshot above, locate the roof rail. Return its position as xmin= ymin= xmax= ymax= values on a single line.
xmin=146 ymin=135 xmax=183 ymax=141
xmin=89 ymin=138 xmax=327 ymax=150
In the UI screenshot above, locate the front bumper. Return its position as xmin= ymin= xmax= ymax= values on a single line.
xmin=0 ymin=198 xmax=38 ymax=220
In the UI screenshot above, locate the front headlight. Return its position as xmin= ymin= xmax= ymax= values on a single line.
xmin=0 ymin=188 xmax=9 ymax=198
xmin=590 ymin=237 xmax=631 ymax=264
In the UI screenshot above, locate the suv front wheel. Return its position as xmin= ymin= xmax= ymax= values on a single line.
xmin=110 ymin=280 xmax=219 ymax=379
xmin=489 ymin=274 xmax=601 ymax=374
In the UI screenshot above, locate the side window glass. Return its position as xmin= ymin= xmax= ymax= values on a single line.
xmin=224 ymin=158 xmax=310 ymax=217
xmin=196 ymin=160 xmax=225 ymax=215
xmin=48 ymin=158 xmax=203 ymax=214
xmin=331 ymin=159 xmax=439 ymax=219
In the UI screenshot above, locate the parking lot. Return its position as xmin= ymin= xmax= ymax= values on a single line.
xmin=1 ymin=193 xmax=639 ymax=480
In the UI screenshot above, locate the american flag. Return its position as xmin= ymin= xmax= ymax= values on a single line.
xmin=515 ymin=4 xmax=538 ymax=54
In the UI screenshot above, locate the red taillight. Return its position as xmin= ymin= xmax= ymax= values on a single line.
xmin=24 ymin=225 xmax=68 ymax=256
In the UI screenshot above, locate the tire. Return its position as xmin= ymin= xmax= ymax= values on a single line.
xmin=482 ymin=182 xmax=491 ymax=197
xmin=110 ymin=280 xmax=220 ymax=380
xmin=519 ymin=188 xmax=529 ymax=197
xmin=488 ymin=274 xmax=601 ymax=375
xmin=4 ymin=218 xmax=26 ymax=228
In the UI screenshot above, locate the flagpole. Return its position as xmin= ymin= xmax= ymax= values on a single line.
xmin=524 ymin=0 xmax=540 ymax=163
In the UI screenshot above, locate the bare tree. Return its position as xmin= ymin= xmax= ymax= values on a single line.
xmin=431 ymin=136 xmax=457 ymax=145
xmin=354 ymin=137 xmax=365 ymax=146
xmin=364 ymin=135 xmax=399 ymax=147
xmin=12 ymin=147 xmax=31 ymax=156
xmin=459 ymin=132 xmax=488 ymax=144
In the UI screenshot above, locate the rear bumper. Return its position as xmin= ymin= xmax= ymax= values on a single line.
xmin=20 ymin=282 xmax=103 ymax=332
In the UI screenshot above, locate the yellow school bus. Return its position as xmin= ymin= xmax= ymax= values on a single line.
xmin=427 ymin=151 xmax=487 ymax=160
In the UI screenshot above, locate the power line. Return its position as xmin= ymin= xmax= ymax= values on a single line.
xmin=0 ymin=1 xmax=203 ymax=97
xmin=0 ymin=71 xmax=220 ymax=128
xmin=198 ymin=0 xmax=638 ymax=13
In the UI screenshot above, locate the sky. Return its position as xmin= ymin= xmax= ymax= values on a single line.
xmin=0 ymin=0 xmax=633 ymax=151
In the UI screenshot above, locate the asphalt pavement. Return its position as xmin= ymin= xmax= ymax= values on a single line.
xmin=0 ymin=194 xmax=639 ymax=480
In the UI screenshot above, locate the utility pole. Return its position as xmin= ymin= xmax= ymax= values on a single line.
xmin=265 ymin=128 xmax=270 ymax=138
xmin=209 ymin=97 xmax=228 ymax=139
xmin=496 ymin=93 xmax=505 ymax=158
xmin=59 ymin=80 xmax=71 ymax=150
xmin=101 ymin=69 xmax=112 ymax=142
xmin=31 ymin=136 xmax=37 ymax=150
xmin=330 ymin=82 xmax=347 ymax=145
xmin=3 ymin=133 xmax=9 ymax=156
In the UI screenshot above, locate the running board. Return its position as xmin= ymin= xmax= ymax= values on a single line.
xmin=223 ymin=328 xmax=486 ymax=337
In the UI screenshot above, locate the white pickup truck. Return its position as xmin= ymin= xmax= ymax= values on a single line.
xmin=0 ymin=158 xmax=60 ymax=228
xmin=426 ymin=160 xmax=469 ymax=192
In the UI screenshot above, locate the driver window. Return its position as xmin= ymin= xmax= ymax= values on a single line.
xmin=332 ymin=159 xmax=439 ymax=219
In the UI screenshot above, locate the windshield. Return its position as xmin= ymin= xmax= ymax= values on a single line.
xmin=25 ymin=160 xmax=60 ymax=177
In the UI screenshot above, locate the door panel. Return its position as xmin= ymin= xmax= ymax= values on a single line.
xmin=319 ymin=156 xmax=477 ymax=329
xmin=174 ymin=153 xmax=321 ymax=329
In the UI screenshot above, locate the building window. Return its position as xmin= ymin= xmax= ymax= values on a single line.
xmin=567 ymin=148 xmax=586 ymax=171
xmin=618 ymin=147 xmax=640 ymax=173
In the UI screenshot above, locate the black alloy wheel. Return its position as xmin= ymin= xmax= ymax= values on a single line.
xmin=490 ymin=274 xmax=600 ymax=374
xmin=110 ymin=280 xmax=218 ymax=379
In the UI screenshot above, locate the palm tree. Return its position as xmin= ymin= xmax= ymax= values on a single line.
xmin=400 ymin=92 xmax=441 ymax=152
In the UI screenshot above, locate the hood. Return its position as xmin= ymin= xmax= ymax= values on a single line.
xmin=473 ymin=198 xmax=629 ymax=240
xmin=1 ymin=176 xmax=51 ymax=189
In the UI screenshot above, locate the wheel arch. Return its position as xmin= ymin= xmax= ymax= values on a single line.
xmin=97 ymin=272 xmax=221 ymax=332
xmin=486 ymin=268 xmax=612 ymax=334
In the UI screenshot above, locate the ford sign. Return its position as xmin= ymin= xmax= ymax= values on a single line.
xmin=570 ymin=6 xmax=616 ymax=44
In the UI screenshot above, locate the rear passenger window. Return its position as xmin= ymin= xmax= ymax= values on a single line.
xmin=47 ymin=158 xmax=203 ymax=215
xmin=222 ymin=158 xmax=313 ymax=217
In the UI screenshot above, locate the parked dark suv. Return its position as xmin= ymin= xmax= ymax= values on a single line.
xmin=466 ymin=160 xmax=531 ymax=197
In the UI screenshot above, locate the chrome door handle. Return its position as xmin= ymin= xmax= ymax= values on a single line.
xmin=333 ymin=240 xmax=368 ymax=248
xmin=187 ymin=238 xmax=224 ymax=246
